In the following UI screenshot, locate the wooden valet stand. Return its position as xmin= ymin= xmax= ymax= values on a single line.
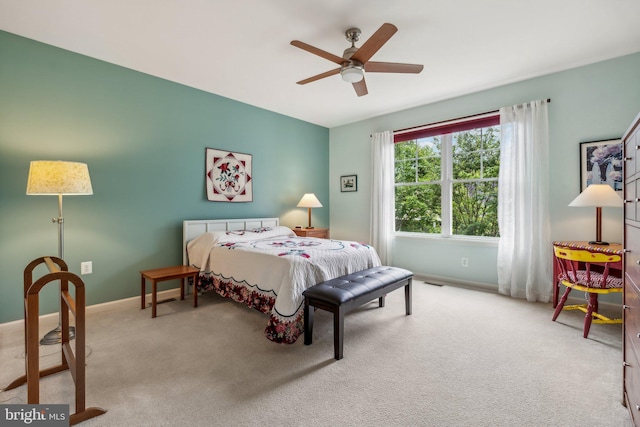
xmin=3 ymin=256 xmax=106 ymax=425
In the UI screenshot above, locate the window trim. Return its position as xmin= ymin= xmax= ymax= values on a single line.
xmin=394 ymin=113 xmax=499 ymax=143
xmin=393 ymin=112 xmax=501 ymax=238
xmin=394 ymin=230 xmax=499 ymax=246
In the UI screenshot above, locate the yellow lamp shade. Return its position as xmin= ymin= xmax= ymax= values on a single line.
xmin=26 ymin=161 xmax=93 ymax=195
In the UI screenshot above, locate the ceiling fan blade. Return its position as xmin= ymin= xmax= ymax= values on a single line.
xmin=365 ymin=61 xmax=424 ymax=74
xmin=350 ymin=23 xmax=398 ymax=64
xmin=291 ymin=40 xmax=345 ymax=65
xmin=352 ymin=78 xmax=368 ymax=97
xmin=296 ymin=68 xmax=341 ymax=85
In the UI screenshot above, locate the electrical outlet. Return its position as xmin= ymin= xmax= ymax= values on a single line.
xmin=81 ymin=261 xmax=92 ymax=275
xmin=461 ymin=257 xmax=469 ymax=268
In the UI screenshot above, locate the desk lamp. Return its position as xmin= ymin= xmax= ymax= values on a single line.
xmin=297 ymin=193 xmax=322 ymax=229
xmin=27 ymin=160 xmax=93 ymax=344
xmin=569 ymin=184 xmax=622 ymax=245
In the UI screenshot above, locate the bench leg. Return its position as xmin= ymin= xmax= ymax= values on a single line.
xmin=379 ymin=295 xmax=385 ymax=307
xmin=405 ymin=278 xmax=412 ymax=315
xmin=334 ymin=307 xmax=344 ymax=360
xmin=304 ymin=297 xmax=313 ymax=345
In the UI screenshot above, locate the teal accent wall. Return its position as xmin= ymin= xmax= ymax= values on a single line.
xmin=330 ymin=52 xmax=640 ymax=298
xmin=0 ymin=31 xmax=329 ymax=323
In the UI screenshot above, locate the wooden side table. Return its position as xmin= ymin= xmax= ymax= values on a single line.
xmin=140 ymin=265 xmax=200 ymax=318
xmin=292 ymin=227 xmax=329 ymax=239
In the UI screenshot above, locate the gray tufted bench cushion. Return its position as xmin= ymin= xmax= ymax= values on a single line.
xmin=303 ymin=266 xmax=413 ymax=360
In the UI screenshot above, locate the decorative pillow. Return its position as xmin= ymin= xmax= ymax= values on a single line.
xmin=213 ymin=226 xmax=295 ymax=244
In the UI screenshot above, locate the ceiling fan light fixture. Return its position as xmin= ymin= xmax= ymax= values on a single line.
xmin=341 ymin=65 xmax=364 ymax=83
xmin=292 ymin=23 xmax=422 ymax=96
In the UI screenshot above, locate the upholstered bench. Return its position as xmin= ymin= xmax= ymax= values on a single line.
xmin=303 ymin=266 xmax=413 ymax=360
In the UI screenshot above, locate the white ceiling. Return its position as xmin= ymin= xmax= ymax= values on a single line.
xmin=1 ymin=0 xmax=640 ymax=128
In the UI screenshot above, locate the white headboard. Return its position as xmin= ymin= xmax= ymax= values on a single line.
xmin=182 ymin=217 xmax=280 ymax=265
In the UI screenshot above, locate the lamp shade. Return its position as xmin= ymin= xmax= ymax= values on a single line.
xmin=568 ymin=184 xmax=622 ymax=208
xmin=297 ymin=193 xmax=323 ymax=208
xmin=26 ymin=161 xmax=93 ymax=195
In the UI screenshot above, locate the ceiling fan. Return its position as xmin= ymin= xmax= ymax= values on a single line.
xmin=291 ymin=23 xmax=423 ymax=97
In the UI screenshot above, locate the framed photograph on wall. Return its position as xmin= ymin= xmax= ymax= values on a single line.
xmin=340 ymin=175 xmax=357 ymax=192
xmin=579 ymin=138 xmax=622 ymax=193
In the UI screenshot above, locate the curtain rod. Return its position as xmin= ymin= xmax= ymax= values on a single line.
xmin=374 ymin=98 xmax=551 ymax=137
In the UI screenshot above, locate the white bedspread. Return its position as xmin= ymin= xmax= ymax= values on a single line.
xmin=186 ymin=226 xmax=381 ymax=343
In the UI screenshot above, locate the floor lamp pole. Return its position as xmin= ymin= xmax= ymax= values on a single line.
xmin=40 ymin=194 xmax=76 ymax=345
xmin=58 ymin=193 xmax=64 ymax=259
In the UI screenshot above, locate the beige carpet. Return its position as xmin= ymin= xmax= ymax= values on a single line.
xmin=0 ymin=282 xmax=632 ymax=426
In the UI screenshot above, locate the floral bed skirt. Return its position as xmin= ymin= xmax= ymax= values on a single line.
xmin=198 ymin=274 xmax=304 ymax=344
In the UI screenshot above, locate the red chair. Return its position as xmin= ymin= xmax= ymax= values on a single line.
xmin=552 ymin=246 xmax=623 ymax=338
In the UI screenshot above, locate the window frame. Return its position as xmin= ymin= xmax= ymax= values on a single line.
xmin=393 ymin=112 xmax=500 ymax=239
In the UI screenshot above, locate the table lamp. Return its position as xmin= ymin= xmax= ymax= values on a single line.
xmin=297 ymin=193 xmax=322 ymax=229
xmin=568 ymin=184 xmax=623 ymax=245
xmin=27 ymin=160 xmax=93 ymax=344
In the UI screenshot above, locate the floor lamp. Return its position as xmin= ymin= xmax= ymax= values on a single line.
xmin=297 ymin=193 xmax=323 ymax=229
xmin=568 ymin=183 xmax=623 ymax=245
xmin=26 ymin=160 xmax=93 ymax=345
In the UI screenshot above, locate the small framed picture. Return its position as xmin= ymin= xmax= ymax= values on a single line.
xmin=579 ymin=139 xmax=622 ymax=192
xmin=340 ymin=175 xmax=357 ymax=192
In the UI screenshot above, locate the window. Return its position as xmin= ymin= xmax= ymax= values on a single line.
xmin=394 ymin=114 xmax=500 ymax=238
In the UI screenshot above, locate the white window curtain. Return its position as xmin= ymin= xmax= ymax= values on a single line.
xmin=370 ymin=131 xmax=394 ymax=265
xmin=497 ymin=100 xmax=552 ymax=302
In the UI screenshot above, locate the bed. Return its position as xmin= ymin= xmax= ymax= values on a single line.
xmin=183 ymin=218 xmax=381 ymax=344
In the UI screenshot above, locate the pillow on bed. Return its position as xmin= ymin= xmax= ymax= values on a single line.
xmin=212 ymin=226 xmax=295 ymax=244
xmin=187 ymin=226 xmax=296 ymax=267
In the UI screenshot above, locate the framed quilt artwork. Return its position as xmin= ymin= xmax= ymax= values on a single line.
xmin=206 ymin=148 xmax=253 ymax=202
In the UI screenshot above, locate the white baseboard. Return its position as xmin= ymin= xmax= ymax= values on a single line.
xmin=415 ymin=273 xmax=498 ymax=293
xmin=0 ymin=288 xmax=183 ymax=328
xmin=414 ymin=273 xmax=622 ymax=310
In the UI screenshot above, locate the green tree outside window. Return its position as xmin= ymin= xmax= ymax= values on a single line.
xmin=395 ymin=125 xmax=500 ymax=238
